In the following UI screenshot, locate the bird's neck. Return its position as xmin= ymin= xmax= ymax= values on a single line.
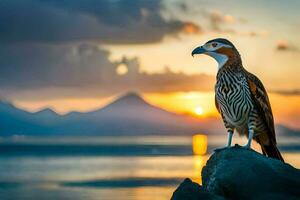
xmin=211 ymin=49 xmax=242 ymax=70
xmin=217 ymin=58 xmax=244 ymax=79
xmin=206 ymin=52 xmax=229 ymax=70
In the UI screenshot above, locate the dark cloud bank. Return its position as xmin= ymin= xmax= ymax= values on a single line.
xmin=0 ymin=0 xmax=210 ymax=99
xmin=0 ymin=0 xmax=192 ymax=44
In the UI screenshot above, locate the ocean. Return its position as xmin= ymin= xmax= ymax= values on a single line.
xmin=0 ymin=135 xmax=299 ymax=200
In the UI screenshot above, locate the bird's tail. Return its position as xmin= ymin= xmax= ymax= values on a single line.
xmin=261 ymin=141 xmax=284 ymax=162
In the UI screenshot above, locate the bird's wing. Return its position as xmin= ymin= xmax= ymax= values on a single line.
xmin=215 ymin=95 xmax=220 ymax=113
xmin=246 ymin=71 xmax=276 ymax=143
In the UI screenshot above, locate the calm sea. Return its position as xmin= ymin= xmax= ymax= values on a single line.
xmin=0 ymin=135 xmax=299 ymax=200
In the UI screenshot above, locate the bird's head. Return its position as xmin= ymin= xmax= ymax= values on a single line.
xmin=192 ymin=38 xmax=241 ymax=69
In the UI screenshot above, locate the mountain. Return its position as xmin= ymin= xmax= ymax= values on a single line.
xmin=61 ymin=92 xmax=224 ymax=135
xmin=0 ymin=99 xmax=63 ymax=136
xmin=34 ymin=108 xmax=58 ymax=118
xmin=0 ymin=93 xmax=298 ymax=136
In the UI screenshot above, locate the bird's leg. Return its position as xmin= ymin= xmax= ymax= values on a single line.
xmin=243 ymin=129 xmax=254 ymax=149
xmin=221 ymin=113 xmax=235 ymax=148
xmin=214 ymin=129 xmax=234 ymax=152
xmin=214 ymin=113 xmax=234 ymax=152
xmin=226 ymin=130 xmax=233 ymax=147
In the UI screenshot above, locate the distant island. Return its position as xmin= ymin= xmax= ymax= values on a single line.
xmin=0 ymin=92 xmax=299 ymax=136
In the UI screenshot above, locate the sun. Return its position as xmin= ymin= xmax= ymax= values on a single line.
xmin=195 ymin=106 xmax=204 ymax=116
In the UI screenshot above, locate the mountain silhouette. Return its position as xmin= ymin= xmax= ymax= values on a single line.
xmin=61 ymin=92 xmax=222 ymax=135
xmin=0 ymin=93 xmax=298 ymax=136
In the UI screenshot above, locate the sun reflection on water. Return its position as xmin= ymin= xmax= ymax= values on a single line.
xmin=193 ymin=155 xmax=205 ymax=184
xmin=192 ymin=134 xmax=207 ymax=155
xmin=192 ymin=134 xmax=208 ymax=184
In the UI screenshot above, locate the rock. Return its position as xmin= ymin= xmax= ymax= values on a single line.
xmin=171 ymin=145 xmax=300 ymax=200
xmin=171 ymin=178 xmax=224 ymax=200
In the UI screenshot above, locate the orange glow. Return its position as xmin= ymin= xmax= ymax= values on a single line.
xmin=192 ymin=134 xmax=207 ymax=155
xmin=144 ymin=92 xmax=219 ymax=118
xmin=195 ymin=106 xmax=204 ymax=116
xmin=145 ymin=92 xmax=300 ymax=129
xmin=268 ymin=93 xmax=300 ymax=129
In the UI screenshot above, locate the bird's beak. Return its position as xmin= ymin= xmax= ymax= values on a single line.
xmin=191 ymin=46 xmax=206 ymax=57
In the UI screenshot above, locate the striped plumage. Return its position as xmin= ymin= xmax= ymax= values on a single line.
xmin=192 ymin=38 xmax=284 ymax=161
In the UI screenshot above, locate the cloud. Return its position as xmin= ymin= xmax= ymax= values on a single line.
xmin=207 ymin=10 xmax=236 ymax=32
xmin=0 ymin=0 xmax=200 ymax=44
xmin=203 ymin=9 xmax=269 ymax=37
xmin=0 ymin=43 xmax=115 ymax=89
xmin=276 ymin=40 xmax=298 ymax=51
xmin=0 ymin=43 xmax=214 ymax=100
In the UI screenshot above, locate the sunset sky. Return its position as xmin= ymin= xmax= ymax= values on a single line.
xmin=1 ymin=0 xmax=300 ymax=129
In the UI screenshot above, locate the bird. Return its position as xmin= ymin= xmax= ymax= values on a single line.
xmin=192 ymin=38 xmax=284 ymax=162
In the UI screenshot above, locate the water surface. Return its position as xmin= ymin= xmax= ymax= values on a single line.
xmin=0 ymin=135 xmax=299 ymax=200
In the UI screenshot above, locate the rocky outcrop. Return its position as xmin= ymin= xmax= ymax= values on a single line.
xmin=171 ymin=178 xmax=224 ymax=200
xmin=171 ymin=145 xmax=300 ymax=200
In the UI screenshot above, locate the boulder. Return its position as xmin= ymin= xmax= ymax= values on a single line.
xmin=171 ymin=178 xmax=224 ymax=200
xmin=171 ymin=145 xmax=300 ymax=200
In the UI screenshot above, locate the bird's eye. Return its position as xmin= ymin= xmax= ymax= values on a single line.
xmin=212 ymin=43 xmax=218 ymax=48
